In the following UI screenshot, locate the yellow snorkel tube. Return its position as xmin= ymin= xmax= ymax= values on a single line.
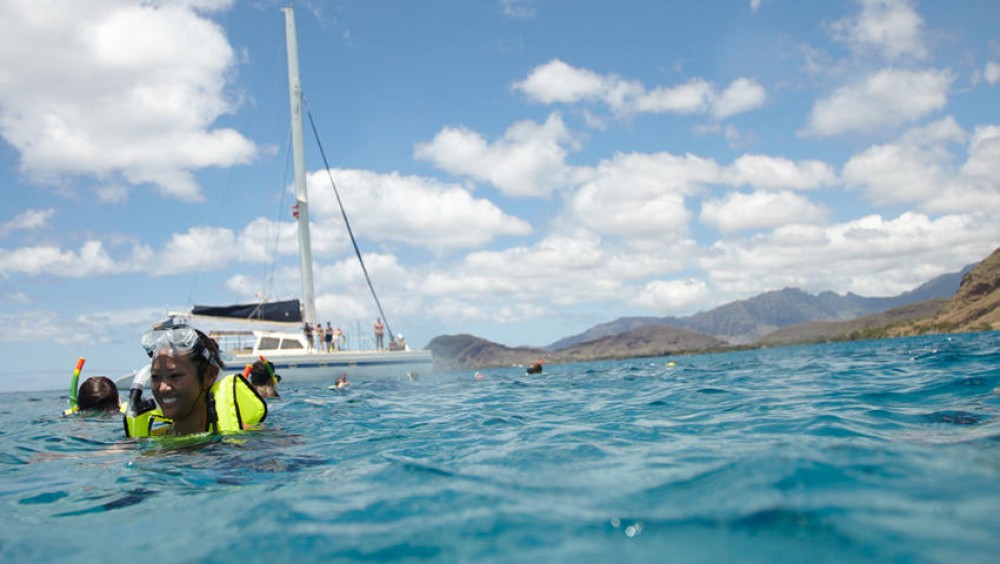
xmin=64 ymin=357 xmax=85 ymax=416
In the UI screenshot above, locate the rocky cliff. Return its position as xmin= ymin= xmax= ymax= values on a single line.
xmin=890 ymin=245 xmax=1000 ymax=335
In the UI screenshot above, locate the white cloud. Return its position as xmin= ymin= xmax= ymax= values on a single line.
xmin=0 ymin=161 xmax=536 ymax=281
xmin=844 ymin=143 xmax=948 ymax=205
xmin=514 ymin=60 xmax=766 ymax=120
xmin=0 ymin=311 xmax=74 ymax=344
xmin=236 ymin=217 xmax=302 ymax=263
xmin=94 ymin=184 xmax=129 ymax=204
xmin=701 ymin=190 xmax=829 ymax=233
xmin=831 ymin=0 xmax=927 ymax=61
xmin=703 ymin=211 xmax=998 ymax=298
xmin=0 ymin=240 xmax=147 ymax=278
xmin=308 ymin=169 xmax=532 ymax=249
xmin=843 ymin=117 xmax=1000 ymax=214
xmin=803 ymin=68 xmax=952 ymax=137
xmin=0 ymin=1 xmax=256 ymax=202
xmin=0 ymin=209 xmax=55 ymax=236
xmin=501 ymin=0 xmax=535 ymax=19
xmin=635 ymin=79 xmax=713 ymax=115
xmin=152 ymin=227 xmax=236 ymax=274
xmin=0 ymin=306 xmax=164 ymax=346
xmin=961 ymin=125 xmax=1000 ymax=180
xmin=570 ymin=151 xmax=719 ymax=240
xmin=984 ymin=62 xmax=1000 ymax=85
xmin=512 ymin=59 xmax=608 ymax=104
xmin=418 ymin=232 xmax=701 ymax=322
xmin=420 ymin=232 xmax=617 ymax=321
xmin=414 ymin=113 xmax=580 ymax=197
xmin=633 ymin=278 xmax=710 ymax=312
xmin=711 ymin=78 xmax=767 ymax=120
xmin=4 ymin=291 xmax=30 ymax=305
xmin=723 ymin=155 xmax=838 ymax=190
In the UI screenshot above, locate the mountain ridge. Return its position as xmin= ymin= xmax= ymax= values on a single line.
xmin=545 ymin=265 xmax=971 ymax=350
xmin=426 ymin=250 xmax=996 ymax=371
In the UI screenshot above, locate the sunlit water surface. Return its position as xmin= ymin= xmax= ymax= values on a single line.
xmin=2 ymin=332 xmax=1000 ymax=562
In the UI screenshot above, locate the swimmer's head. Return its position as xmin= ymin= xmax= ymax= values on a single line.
xmin=249 ymin=360 xmax=280 ymax=387
xmin=77 ymin=376 xmax=120 ymax=411
xmin=141 ymin=324 xmax=224 ymax=382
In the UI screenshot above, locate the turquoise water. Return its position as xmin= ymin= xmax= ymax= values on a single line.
xmin=2 ymin=333 xmax=1000 ymax=562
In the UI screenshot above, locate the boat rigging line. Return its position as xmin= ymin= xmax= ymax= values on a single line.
xmin=301 ymin=95 xmax=396 ymax=342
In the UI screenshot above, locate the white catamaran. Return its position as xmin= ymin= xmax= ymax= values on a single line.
xmin=167 ymin=8 xmax=433 ymax=384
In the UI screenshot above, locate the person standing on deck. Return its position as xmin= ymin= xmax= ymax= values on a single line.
xmin=316 ymin=324 xmax=325 ymax=353
xmin=303 ymin=323 xmax=314 ymax=351
xmin=374 ymin=318 xmax=385 ymax=350
xmin=325 ymin=322 xmax=334 ymax=352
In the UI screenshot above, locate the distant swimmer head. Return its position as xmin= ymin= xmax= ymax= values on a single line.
xmin=249 ymin=360 xmax=279 ymax=387
xmin=77 ymin=376 xmax=120 ymax=412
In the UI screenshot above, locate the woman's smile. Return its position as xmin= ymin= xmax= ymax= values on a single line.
xmin=151 ymin=353 xmax=208 ymax=431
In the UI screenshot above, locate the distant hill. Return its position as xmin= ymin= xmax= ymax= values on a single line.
xmin=427 ymin=325 xmax=727 ymax=371
xmin=758 ymin=298 xmax=949 ymax=346
xmin=552 ymin=325 xmax=727 ymax=363
xmin=426 ymin=334 xmax=547 ymax=372
xmin=426 ymin=255 xmax=991 ymax=372
xmin=547 ymin=266 xmax=972 ymax=350
xmin=751 ymin=247 xmax=999 ymax=345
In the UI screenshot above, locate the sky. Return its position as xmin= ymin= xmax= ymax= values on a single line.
xmin=1 ymin=0 xmax=998 ymax=392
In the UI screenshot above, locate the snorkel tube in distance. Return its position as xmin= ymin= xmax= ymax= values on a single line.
xmin=64 ymin=357 xmax=86 ymax=416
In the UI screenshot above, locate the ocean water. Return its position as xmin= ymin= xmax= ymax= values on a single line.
xmin=2 ymin=332 xmax=1000 ymax=563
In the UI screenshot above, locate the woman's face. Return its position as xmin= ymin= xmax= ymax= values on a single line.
xmin=151 ymin=353 xmax=209 ymax=429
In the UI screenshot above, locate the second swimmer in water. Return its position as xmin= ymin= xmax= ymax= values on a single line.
xmin=249 ymin=359 xmax=281 ymax=399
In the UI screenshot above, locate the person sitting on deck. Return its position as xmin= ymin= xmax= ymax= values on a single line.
xmin=388 ymin=334 xmax=408 ymax=351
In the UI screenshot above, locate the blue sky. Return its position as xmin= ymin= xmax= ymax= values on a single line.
xmin=1 ymin=0 xmax=998 ymax=392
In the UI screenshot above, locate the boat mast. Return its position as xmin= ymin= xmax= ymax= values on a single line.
xmin=283 ymin=7 xmax=317 ymax=326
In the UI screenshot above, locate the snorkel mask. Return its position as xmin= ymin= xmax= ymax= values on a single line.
xmin=140 ymin=325 xmax=221 ymax=369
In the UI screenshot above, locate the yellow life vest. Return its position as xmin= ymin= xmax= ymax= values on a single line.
xmin=123 ymin=374 xmax=267 ymax=438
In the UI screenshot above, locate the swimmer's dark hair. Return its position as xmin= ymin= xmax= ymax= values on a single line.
xmin=249 ymin=360 xmax=276 ymax=387
xmin=191 ymin=328 xmax=225 ymax=381
xmin=78 ymin=376 xmax=120 ymax=411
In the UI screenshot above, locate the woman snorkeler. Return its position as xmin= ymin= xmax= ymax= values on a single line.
xmin=124 ymin=322 xmax=267 ymax=437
